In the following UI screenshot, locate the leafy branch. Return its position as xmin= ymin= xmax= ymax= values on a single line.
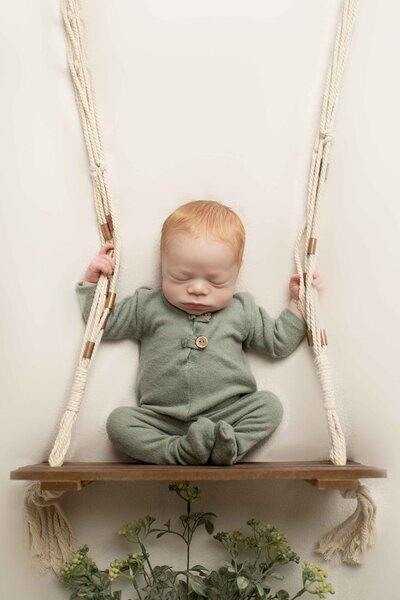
xmin=58 ymin=483 xmax=335 ymax=600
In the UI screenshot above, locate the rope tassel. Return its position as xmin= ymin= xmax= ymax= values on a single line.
xmin=23 ymin=362 xmax=89 ymax=572
xmin=23 ymin=483 xmax=76 ymax=575
xmin=316 ymin=482 xmax=377 ymax=565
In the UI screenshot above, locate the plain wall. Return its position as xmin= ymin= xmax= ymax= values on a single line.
xmin=2 ymin=1 xmax=399 ymax=598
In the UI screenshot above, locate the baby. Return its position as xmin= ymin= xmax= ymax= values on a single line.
xmin=76 ymin=200 xmax=320 ymax=465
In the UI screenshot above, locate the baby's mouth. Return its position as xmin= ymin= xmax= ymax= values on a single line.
xmin=184 ymin=302 xmax=209 ymax=309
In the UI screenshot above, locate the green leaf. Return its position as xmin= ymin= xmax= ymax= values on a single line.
xmin=275 ymin=591 xmax=290 ymax=600
xmin=190 ymin=564 xmax=209 ymax=574
xmin=204 ymin=519 xmax=215 ymax=534
xmin=256 ymin=582 xmax=266 ymax=598
xmin=269 ymin=572 xmax=284 ymax=580
xmin=236 ymin=576 xmax=250 ymax=590
xmin=189 ymin=574 xmax=208 ymax=597
xmin=219 ymin=560 xmax=236 ymax=574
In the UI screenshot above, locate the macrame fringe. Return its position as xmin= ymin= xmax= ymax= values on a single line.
xmin=23 ymin=482 xmax=77 ymax=575
xmin=316 ymin=482 xmax=377 ymax=565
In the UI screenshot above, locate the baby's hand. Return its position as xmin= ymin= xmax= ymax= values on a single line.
xmin=83 ymin=242 xmax=115 ymax=284
xmin=289 ymin=272 xmax=322 ymax=300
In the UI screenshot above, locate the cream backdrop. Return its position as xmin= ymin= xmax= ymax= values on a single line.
xmin=2 ymin=0 xmax=399 ymax=598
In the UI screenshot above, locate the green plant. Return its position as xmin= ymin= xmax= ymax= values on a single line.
xmin=58 ymin=482 xmax=334 ymax=600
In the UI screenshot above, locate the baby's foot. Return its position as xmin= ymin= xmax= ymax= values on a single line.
xmin=179 ymin=416 xmax=216 ymax=465
xmin=210 ymin=420 xmax=237 ymax=465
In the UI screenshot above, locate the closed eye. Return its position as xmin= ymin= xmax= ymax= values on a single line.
xmin=210 ymin=281 xmax=228 ymax=286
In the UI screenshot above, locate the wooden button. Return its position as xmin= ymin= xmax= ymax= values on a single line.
xmin=203 ymin=312 xmax=212 ymax=320
xmin=195 ymin=336 xmax=208 ymax=349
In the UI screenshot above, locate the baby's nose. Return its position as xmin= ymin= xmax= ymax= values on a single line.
xmin=188 ymin=280 xmax=208 ymax=294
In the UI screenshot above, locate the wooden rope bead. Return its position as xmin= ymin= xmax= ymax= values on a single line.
xmin=106 ymin=292 xmax=116 ymax=309
xmin=307 ymin=238 xmax=317 ymax=255
xmin=101 ymin=222 xmax=113 ymax=241
xmin=105 ymin=213 xmax=114 ymax=233
xmin=306 ymin=329 xmax=328 ymax=347
xmin=83 ymin=341 xmax=95 ymax=359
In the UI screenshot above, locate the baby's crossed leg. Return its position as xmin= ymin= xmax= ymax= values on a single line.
xmin=206 ymin=390 xmax=284 ymax=465
xmin=106 ymin=406 xmax=215 ymax=465
xmin=106 ymin=390 xmax=283 ymax=466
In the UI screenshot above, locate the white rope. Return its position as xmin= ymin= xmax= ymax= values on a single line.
xmin=23 ymin=0 xmax=121 ymax=574
xmin=294 ymin=0 xmax=359 ymax=466
xmin=293 ymin=0 xmax=378 ymax=564
xmin=50 ymin=0 xmax=122 ymax=466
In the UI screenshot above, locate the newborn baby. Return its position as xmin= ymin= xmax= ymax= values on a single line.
xmin=76 ymin=200 xmax=320 ymax=465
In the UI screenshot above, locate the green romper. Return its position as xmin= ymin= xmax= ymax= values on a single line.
xmin=76 ymin=282 xmax=307 ymax=465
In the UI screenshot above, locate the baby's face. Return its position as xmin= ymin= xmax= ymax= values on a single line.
xmin=161 ymin=233 xmax=242 ymax=314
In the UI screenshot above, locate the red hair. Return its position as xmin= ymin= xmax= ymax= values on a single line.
xmin=160 ymin=200 xmax=245 ymax=266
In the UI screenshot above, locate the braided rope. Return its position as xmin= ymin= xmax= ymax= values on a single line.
xmin=293 ymin=1 xmax=378 ymax=564
xmin=294 ymin=0 xmax=359 ymax=466
xmin=22 ymin=0 xmax=122 ymax=573
xmin=48 ymin=0 xmax=121 ymax=467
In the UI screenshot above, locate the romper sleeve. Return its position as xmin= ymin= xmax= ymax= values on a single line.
xmin=75 ymin=281 xmax=150 ymax=341
xmin=241 ymin=292 xmax=307 ymax=359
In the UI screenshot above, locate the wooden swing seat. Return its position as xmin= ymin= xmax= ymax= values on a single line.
xmin=10 ymin=460 xmax=386 ymax=492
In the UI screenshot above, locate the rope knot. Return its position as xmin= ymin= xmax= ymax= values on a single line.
xmin=319 ymin=129 xmax=334 ymax=144
xmin=89 ymin=161 xmax=107 ymax=177
xmin=314 ymin=129 xmax=335 ymax=153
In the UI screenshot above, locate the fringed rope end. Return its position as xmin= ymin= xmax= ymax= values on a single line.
xmin=315 ymin=482 xmax=377 ymax=565
xmin=23 ymin=482 xmax=77 ymax=575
